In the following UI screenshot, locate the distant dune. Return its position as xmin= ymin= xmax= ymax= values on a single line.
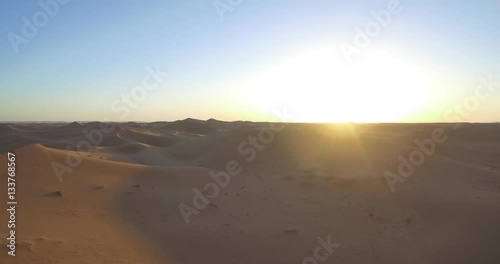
xmin=1 ymin=120 xmax=500 ymax=263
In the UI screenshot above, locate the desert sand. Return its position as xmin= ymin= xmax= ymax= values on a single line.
xmin=0 ymin=120 xmax=499 ymax=263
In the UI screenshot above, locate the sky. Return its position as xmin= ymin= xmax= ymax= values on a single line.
xmin=0 ymin=0 xmax=499 ymax=122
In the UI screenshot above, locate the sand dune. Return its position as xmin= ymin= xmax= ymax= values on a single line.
xmin=166 ymin=118 xmax=219 ymax=135
xmin=117 ymin=127 xmax=180 ymax=147
xmin=1 ymin=121 xmax=500 ymax=263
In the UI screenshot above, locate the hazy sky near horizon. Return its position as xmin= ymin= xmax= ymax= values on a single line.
xmin=1 ymin=0 xmax=499 ymax=122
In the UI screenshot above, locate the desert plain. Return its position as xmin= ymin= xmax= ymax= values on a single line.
xmin=0 ymin=120 xmax=499 ymax=263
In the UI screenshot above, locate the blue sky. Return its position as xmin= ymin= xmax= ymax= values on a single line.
xmin=1 ymin=0 xmax=499 ymax=122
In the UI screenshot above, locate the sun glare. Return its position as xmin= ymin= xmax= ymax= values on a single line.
xmin=246 ymin=47 xmax=432 ymax=123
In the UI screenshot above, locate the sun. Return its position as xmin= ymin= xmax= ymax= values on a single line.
xmin=245 ymin=47 xmax=432 ymax=123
